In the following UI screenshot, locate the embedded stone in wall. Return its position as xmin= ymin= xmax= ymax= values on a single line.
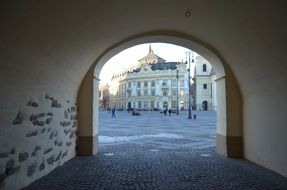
xmin=54 ymin=151 xmax=62 ymax=162
xmin=47 ymin=127 xmax=51 ymax=132
xmin=72 ymin=122 xmax=77 ymax=128
xmin=44 ymin=148 xmax=53 ymax=155
xmin=27 ymin=100 xmax=38 ymax=107
xmin=0 ymin=152 xmax=9 ymax=159
xmin=5 ymin=159 xmax=20 ymax=175
xmin=49 ymin=132 xmax=54 ymax=140
xmin=26 ymin=131 xmax=38 ymax=138
xmin=45 ymin=94 xmax=53 ymax=100
xmin=70 ymin=114 xmax=77 ymax=121
xmin=12 ymin=112 xmax=23 ymax=125
xmin=66 ymin=142 xmax=72 ymax=146
xmin=27 ymin=163 xmax=37 ymax=177
xmin=39 ymin=161 xmax=45 ymax=171
xmin=37 ymin=121 xmax=45 ymax=127
xmin=57 ymin=141 xmax=63 ymax=147
xmin=41 ymin=128 xmax=46 ymax=134
xmin=35 ymin=146 xmax=41 ymax=151
xmin=5 ymin=159 xmax=14 ymax=171
xmin=46 ymin=155 xmax=55 ymax=165
xmin=71 ymin=106 xmax=77 ymax=112
xmin=19 ymin=152 xmax=29 ymax=162
xmin=64 ymin=129 xmax=71 ymax=135
xmin=30 ymin=113 xmax=46 ymax=126
xmin=64 ymin=110 xmax=68 ymax=119
xmin=60 ymin=121 xmax=71 ymax=127
xmin=6 ymin=165 xmax=20 ymax=176
xmin=51 ymin=100 xmax=61 ymax=108
xmin=69 ymin=132 xmax=74 ymax=139
xmin=31 ymin=146 xmax=41 ymax=157
xmin=47 ymin=112 xmax=53 ymax=116
xmin=46 ymin=118 xmax=52 ymax=124
xmin=61 ymin=150 xmax=68 ymax=159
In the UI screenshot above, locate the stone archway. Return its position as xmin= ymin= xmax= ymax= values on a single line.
xmin=78 ymin=31 xmax=242 ymax=158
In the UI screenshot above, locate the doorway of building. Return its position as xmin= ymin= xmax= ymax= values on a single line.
xmin=202 ymin=101 xmax=208 ymax=111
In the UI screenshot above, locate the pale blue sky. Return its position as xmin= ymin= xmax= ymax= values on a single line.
xmin=99 ymin=43 xmax=195 ymax=85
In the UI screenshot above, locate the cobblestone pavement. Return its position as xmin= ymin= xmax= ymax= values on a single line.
xmin=24 ymin=111 xmax=287 ymax=190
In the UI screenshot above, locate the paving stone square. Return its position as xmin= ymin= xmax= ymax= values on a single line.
xmin=24 ymin=111 xmax=287 ymax=190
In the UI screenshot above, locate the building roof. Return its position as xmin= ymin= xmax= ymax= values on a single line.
xmin=138 ymin=45 xmax=165 ymax=63
xmin=131 ymin=62 xmax=178 ymax=73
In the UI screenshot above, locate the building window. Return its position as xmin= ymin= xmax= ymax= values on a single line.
xmin=203 ymin=84 xmax=207 ymax=89
xmin=172 ymin=89 xmax=177 ymax=96
xmin=144 ymin=101 xmax=148 ymax=108
xmin=133 ymin=102 xmax=136 ymax=108
xmin=128 ymin=82 xmax=131 ymax=88
xmin=157 ymin=102 xmax=159 ymax=108
xmin=203 ymin=64 xmax=207 ymax=72
xmin=172 ymin=79 xmax=177 ymax=86
xmin=137 ymin=90 xmax=141 ymax=96
xmin=144 ymin=81 xmax=148 ymax=87
xmin=137 ymin=81 xmax=141 ymax=88
xmin=144 ymin=90 xmax=148 ymax=96
xmin=163 ymin=90 xmax=167 ymax=96
xmin=151 ymin=89 xmax=155 ymax=96
xmin=172 ymin=101 xmax=177 ymax=108
xmin=151 ymin=81 xmax=155 ymax=87
xmin=151 ymin=101 xmax=154 ymax=108
xmin=138 ymin=101 xmax=142 ymax=108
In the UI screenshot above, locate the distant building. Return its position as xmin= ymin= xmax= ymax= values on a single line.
xmin=108 ymin=45 xmax=190 ymax=111
xmin=99 ymin=83 xmax=110 ymax=109
xmin=193 ymin=56 xmax=217 ymax=111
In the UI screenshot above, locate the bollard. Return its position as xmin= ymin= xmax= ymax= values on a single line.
xmin=193 ymin=114 xmax=196 ymax=120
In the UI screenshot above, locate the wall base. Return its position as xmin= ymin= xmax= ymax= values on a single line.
xmin=77 ymin=135 xmax=99 ymax=156
xmin=216 ymin=133 xmax=242 ymax=158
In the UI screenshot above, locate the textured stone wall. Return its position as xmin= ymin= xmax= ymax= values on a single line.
xmin=0 ymin=94 xmax=78 ymax=190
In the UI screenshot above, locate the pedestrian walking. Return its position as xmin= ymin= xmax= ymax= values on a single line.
xmin=111 ymin=107 xmax=116 ymax=118
xmin=164 ymin=109 xmax=167 ymax=116
xmin=168 ymin=109 xmax=172 ymax=116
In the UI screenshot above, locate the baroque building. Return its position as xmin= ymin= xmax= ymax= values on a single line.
xmin=193 ymin=56 xmax=217 ymax=111
xmin=109 ymin=46 xmax=190 ymax=111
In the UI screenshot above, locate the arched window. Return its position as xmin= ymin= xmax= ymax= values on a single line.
xmin=203 ymin=64 xmax=207 ymax=72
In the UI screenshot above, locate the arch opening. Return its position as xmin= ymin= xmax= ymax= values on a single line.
xmin=77 ymin=32 xmax=242 ymax=158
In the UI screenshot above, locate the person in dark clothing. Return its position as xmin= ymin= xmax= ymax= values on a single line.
xmin=168 ymin=109 xmax=172 ymax=116
xmin=111 ymin=107 xmax=116 ymax=118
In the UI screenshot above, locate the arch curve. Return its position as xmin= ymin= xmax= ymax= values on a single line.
xmin=77 ymin=31 xmax=242 ymax=158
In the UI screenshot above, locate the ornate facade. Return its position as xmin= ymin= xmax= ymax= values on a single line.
xmin=109 ymin=46 xmax=190 ymax=111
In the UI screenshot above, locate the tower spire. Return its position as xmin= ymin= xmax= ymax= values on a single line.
xmin=149 ymin=44 xmax=153 ymax=54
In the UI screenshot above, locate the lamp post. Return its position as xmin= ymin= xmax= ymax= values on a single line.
xmin=186 ymin=51 xmax=192 ymax=119
xmin=176 ymin=68 xmax=179 ymax=115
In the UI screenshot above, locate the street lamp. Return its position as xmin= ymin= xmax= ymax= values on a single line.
xmin=176 ymin=68 xmax=179 ymax=115
xmin=186 ymin=51 xmax=193 ymax=119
